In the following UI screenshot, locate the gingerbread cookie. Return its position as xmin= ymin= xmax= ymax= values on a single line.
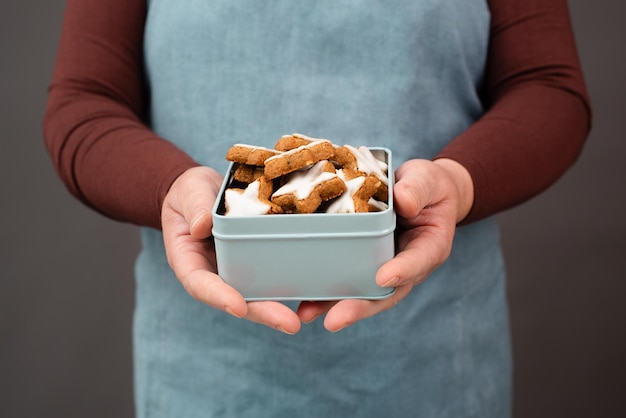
xmin=224 ymin=176 xmax=283 ymax=216
xmin=232 ymin=164 xmax=265 ymax=184
xmin=367 ymin=198 xmax=389 ymax=212
xmin=274 ymin=133 xmax=318 ymax=152
xmin=221 ymin=134 xmax=390 ymax=216
xmin=263 ymin=140 xmax=335 ymax=179
xmin=340 ymin=145 xmax=389 ymax=202
xmin=225 ymin=144 xmax=281 ymax=166
xmin=271 ymin=161 xmax=346 ymax=213
xmin=325 ymin=172 xmax=382 ymax=213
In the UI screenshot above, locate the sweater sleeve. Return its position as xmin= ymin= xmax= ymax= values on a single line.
xmin=435 ymin=0 xmax=592 ymax=224
xmin=43 ymin=0 xmax=199 ymax=230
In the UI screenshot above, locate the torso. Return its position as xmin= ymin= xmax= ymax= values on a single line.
xmin=135 ymin=2 xmax=511 ymax=417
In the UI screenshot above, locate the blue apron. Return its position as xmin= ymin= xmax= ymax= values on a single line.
xmin=135 ymin=1 xmax=511 ymax=416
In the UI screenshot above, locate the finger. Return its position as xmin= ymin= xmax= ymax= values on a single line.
xmin=393 ymin=161 xmax=439 ymax=221
xmin=165 ymin=228 xmax=248 ymax=317
xmin=168 ymin=167 xmax=223 ymax=239
xmin=245 ymin=301 xmax=302 ymax=334
xmin=163 ymin=217 xmax=217 ymax=275
xmin=184 ymin=190 xmax=217 ymax=240
xmin=392 ymin=175 xmax=427 ymax=222
xmin=323 ymin=285 xmax=413 ymax=332
xmin=181 ymin=268 xmax=248 ymax=319
xmin=170 ymin=236 xmax=300 ymax=333
xmin=188 ymin=209 xmax=214 ymax=239
xmin=376 ymin=226 xmax=452 ymax=287
xmin=296 ymin=300 xmax=338 ymax=323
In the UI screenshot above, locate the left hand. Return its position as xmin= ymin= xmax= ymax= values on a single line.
xmin=161 ymin=166 xmax=303 ymax=335
xmin=296 ymin=158 xmax=474 ymax=332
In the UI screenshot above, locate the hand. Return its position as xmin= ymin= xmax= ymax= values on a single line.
xmin=296 ymin=158 xmax=474 ymax=332
xmin=161 ymin=166 xmax=302 ymax=334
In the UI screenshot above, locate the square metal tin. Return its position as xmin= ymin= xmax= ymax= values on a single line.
xmin=211 ymin=147 xmax=396 ymax=301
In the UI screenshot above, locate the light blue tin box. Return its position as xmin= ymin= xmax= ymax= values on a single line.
xmin=212 ymin=148 xmax=396 ymax=301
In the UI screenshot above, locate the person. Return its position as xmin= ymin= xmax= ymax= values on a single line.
xmin=43 ymin=0 xmax=591 ymax=416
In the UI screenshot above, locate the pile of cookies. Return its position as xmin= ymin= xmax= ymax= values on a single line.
xmin=222 ymin=134 xmax=389 ymax=216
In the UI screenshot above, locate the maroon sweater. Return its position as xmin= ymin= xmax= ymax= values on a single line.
xmin=43 ymin=0 xmax=591 ymax=230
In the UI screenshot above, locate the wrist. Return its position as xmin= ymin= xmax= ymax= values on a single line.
xmin=433 ymin=158 xmax=474 ymax=223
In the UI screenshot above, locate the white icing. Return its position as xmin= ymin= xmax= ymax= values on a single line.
xmin=233 ymin=143 xmax=277 ymax=152
xmin=264 ymin=140 xmax=332 ymax=163
xmin=325 ymin=171 xmax=366 ymax=213
xmin=368 ymin=198 xmax=388 ymax=211
xmin=273 ymin=160 xmax=337 ymax=199
xmin=292 ymin=133 xmax=315 ymax=141
xmin=224 ymin=180 xmax=271 ymax=216
xmin=290 ymin=132 xmax=331 ymax=142
xmin=344 ymin=145 xmax=388 ymax=184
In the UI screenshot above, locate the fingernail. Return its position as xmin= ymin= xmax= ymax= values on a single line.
xmin=380 ymin=276 xmax=400 ymax=287
xmin=189 ymin=210 xmax=210 ymax=233
xmin=301 ymin=313 xmax=321 ymax=324
xmin=276 ymin=325 xmax=296 ymax=335
xmin=225 ymin=305 xmax=242 ymax=318
xmin=330 ymin=322 xmax=351 ymax=333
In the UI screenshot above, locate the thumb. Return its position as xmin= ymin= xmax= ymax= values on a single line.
xmin=393 ymin=179 xmax=424 ymax=223
xmin=393 ymin=163 xmax=431 ymax=224
xmin=188 ymin=205 xmax=213 ymax=239
xmin=165 ymin=166 xmax=223 ymax=239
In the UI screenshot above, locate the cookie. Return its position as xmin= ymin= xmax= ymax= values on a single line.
xmin=274 ymin=133 xmax=317 ymax=152
xmin=221 ymin=135 xmax=390 ymax=216
xmin=225 ymin=144 xmax=281 ymax=166
xmin=368 ymin=198 xmax=389 ymax=212
xmin=331 ymin=145 xmax=358 ymax=169
xmin=271 ymin=160 xmax=346 ymax=213
xmin=232 ymin=163 xmax=265 ymax=184
xmin=224 ymin=176 xmax=283 ymax=216
xmin=263 ymin=140 xmax=335 ymax=179
xmin=340 ymin=145 xmax=389 ymax=202
xmin=325 ymin=172 xmax=382 ymax=213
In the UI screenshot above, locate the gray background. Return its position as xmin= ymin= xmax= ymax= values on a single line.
xmin=1 ymin=1 xmax=624 ymax=417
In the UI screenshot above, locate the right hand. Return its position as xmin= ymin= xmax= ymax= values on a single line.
xmin=161 ymin=166 xmax=302 ymax=334
xmin=296 ymin=158 xmax=474 ymax=331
